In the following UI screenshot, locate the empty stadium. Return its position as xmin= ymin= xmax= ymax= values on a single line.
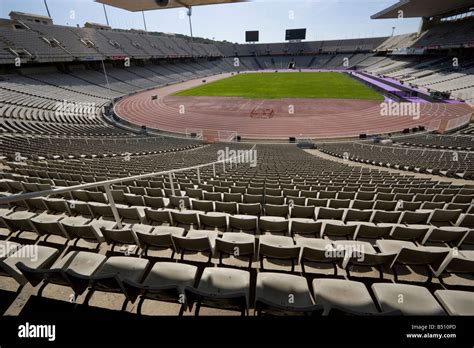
xmin=0 ymin=0 xmax=473 ymax=345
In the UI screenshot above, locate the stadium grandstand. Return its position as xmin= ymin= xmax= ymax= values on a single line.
xmin=0 ymin=0 xmax=473 ymax=345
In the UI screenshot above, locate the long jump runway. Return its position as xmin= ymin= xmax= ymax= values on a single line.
xmin=114 ymin=73 xmax=473 ymax=141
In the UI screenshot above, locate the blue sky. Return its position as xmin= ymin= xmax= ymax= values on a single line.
xmin=0 ymin=0 xmax=421 ymax=43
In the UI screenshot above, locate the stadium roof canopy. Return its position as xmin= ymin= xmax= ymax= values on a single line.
xmin=371 ymin=0 xmax=474 ymax=19
xmin=95 ymin=0 xmax=247 ymax=12
xmin=9 ymin=11 xmax=51 ymax=20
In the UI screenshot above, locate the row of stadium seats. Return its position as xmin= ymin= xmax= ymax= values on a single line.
xmin=0 ymin=120 xmax=129 ymax=137
xmin=318 ymin=143 xmax=474 ymax=179
xmin=1 ymin=241 xmax=472 ymax=315
xmin=394 ymin=134 xmax=473 ymax=151
xmin=0 ymin=134 xmax=202 ymax=159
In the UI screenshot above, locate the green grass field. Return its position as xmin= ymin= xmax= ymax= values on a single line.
xmin=173 ymin=72 xmax=384 ymax=100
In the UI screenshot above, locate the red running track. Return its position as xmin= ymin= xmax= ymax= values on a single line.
xmin=114 ymin=73 xmax=473 ymax=141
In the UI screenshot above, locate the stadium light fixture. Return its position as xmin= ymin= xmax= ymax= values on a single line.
xmin=187 ymin=6 xmax=194 ymax=57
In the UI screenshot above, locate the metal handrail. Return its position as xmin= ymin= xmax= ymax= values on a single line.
xmin=0 ymin=145 xmax=256 ymax=229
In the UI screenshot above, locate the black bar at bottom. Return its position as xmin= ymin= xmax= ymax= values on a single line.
xmin=0 ymin=316 xmax=472 ymax=346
